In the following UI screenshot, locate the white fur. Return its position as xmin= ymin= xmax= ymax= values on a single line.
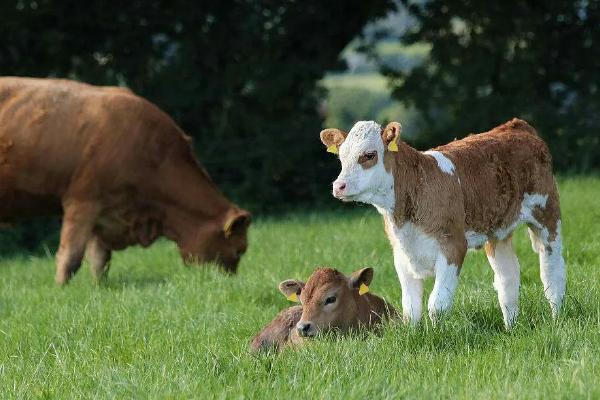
xmin=381 ymin=212 xmax=458 ymax=324
xmin=486 ymin=239 xmax=521 ymax=328
xmin=335 ymin=121 xmax=395 ymax=210
xmin=423 ymin=150 xmax=455 ymax=175
xmin=465 ymin=231 xmax=488 ymax=248
xmin=494 ymin=193 xmax=548 ymax=241
xmin=428 ymin=256 xmax=459 ymax=323
xmin=532 ymin=220 xmax=566 ymax=316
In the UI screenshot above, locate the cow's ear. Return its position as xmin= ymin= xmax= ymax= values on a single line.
xmin=382 ymin=122 xmax=402 ymax=152
xmin=279 ymin=279 xmax=305 ymax=302
xmin=320 ymin=128 xmax=347 ymax=154
xmin=349 ymin=267 xmax=374 ymax=295
xmin=223 ymin=210 xmax=251 ymax=238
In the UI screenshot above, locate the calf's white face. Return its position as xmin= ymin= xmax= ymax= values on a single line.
xmin=320 ymin=121 xmax=399 ymax=210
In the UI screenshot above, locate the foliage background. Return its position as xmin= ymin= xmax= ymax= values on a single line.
xmin=1 ymin=0 xmax=599 ymax=252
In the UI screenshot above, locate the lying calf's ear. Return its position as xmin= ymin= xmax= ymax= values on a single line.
xmin=320 ymin=128 xmax=348 ymax=154
xmin=279 ymin=279 xmax=305 ymax=302
xmin=382 ymin=122 xmax=402 ymax=152
xmin=349 ymin=267 xmax=374 ymax=295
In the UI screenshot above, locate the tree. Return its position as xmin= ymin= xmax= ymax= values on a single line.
xmin=0 ymin=0 xmax=393 ymax=210
xmin=0 ymin=0 xmax=393 ymax=252
xmin=382 ymin=0 xmax=600 ymax=171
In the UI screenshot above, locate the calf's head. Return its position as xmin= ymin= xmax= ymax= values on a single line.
xmin=179 ymin=208 xmax=251 ymax=272
xmin=279 ymin=267 xmax=374 ymax=337
xmin=320 ymin=121 xmax=401 ymax=207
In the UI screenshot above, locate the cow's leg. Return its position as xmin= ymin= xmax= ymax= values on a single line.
xmin=428 ymin=254 xmax=460 ymax=324
xmin=485 ymin=237 xmax=521 ymax=329
xmin=85 ymin=236 xmax=111 ymax=282
xmin=394 ymin=252 xmax=423 ymax=325
xmin=528 ymin=222 xmax=566 ymax=318
xmin=55 ymin=201 xmax=98 ymax=285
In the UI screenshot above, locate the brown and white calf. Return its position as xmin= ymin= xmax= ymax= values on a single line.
xmin=320 ymin=118 xmax=565 ymax=328
xmin=250 ymin=267 xmax=395 ymax=352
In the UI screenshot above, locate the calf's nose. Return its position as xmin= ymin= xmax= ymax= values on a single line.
xmin=296 ymin=321 xmax=313 ymax=337
xmin=332 ymin=181 xmax=347 ymax=198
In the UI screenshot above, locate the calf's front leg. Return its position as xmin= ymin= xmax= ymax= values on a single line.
xmin=427 ymin=254 xmax=460 ymax=324
xmin=394 ymin=252 xmax=423 ymax=325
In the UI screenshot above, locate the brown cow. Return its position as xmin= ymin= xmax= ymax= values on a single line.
xmin=321 ymin=119 xmax=565 ymax=329
xmin=250 ymin=267 xmax=396 ymax=353
xmin=0 ymin=77 xmax=251 ymax=284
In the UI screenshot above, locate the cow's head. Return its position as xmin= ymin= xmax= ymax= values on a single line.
xmin=180 ymin=208 xmax=251 ymax=272
xmin=320 ymin=121 xmax=400 ymax=208
xmin=279 ymin=267 xmax=374 ymax=337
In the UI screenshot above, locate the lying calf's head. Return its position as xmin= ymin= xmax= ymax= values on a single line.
xmin=320 ymin=121 xmax=401 ymax=207
xmin=279 ymin=267 xmax=374 ymax=337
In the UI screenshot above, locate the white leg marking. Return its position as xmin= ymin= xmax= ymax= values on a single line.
xmin=394 ymin=252 xmax=424 ymax=325
xmin=486 ymin=239 xmax=520 ymax=328
xmin=533 ymin=221 xmax=566 ymax=317
xmin=427 ymin=255 xmax=459 ymax=324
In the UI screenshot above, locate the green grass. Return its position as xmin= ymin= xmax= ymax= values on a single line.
xmin=1 ymin=177 xmax=600 ymax=399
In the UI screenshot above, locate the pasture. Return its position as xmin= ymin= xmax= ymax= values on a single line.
xmin=1 ymin=177 xmax=599 ymax=399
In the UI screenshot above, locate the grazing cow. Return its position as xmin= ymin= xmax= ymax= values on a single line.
xmin=0 ymin=77 xmax=251 ymax=284
xmin=250 ymin=267 xmax=396 ymax=352
xmin=320 ymin=119 xmax=565 ymax=328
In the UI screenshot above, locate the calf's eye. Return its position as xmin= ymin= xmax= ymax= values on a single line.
xmin=324 ymin=296 xmax=336 ymax=305
xmin=358 ymin=151 xmax=377 ymax=164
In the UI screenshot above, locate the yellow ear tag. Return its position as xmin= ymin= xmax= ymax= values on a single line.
xmin=388 ymin=141 xmax=398 ymax=152
xmin=327 ymin=144 xmax=338 ymax=154
xmin=359 ymin=283 xmax=369 ymax=296
xmin=287 ymin=293 xmax=299 ymax=302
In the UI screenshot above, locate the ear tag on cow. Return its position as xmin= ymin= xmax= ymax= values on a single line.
xmin=359 ymin=283 xmax=369 ymax=296
xmin=388 ymin=140 xmax=398 ymax=152
xmin=327 ymin=144 xmax=338 ymax=154
xmin=287 ymin=292 xmax=299 ymax=302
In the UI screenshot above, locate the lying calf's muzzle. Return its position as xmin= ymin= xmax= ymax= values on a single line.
xmin=296 ymin=321 xmax=315 ymax=337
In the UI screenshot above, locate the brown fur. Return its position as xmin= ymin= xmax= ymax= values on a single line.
xmin=250 ymin=267 xmax=396 ymax=353
xmin=249 ymin=306 xmax=304 ymax=353
xmin=0 ymin=77 xmax=251 ymax=284
xmin=382 ymin=118 xmax=560 ymax=268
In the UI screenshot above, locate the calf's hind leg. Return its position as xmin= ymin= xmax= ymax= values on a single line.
xmin=85 ymin=236 xmax=111 ymax=282
xmin=55 ymin=201 xmax=98 ymax=285
xmin=528 ymin=221 xmax=566 ymax=318
xmin=485 ymin=238 xmax=520 ymax=329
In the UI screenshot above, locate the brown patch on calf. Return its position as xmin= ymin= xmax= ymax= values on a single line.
xmin=358 ymin=151 xmax=378 ymax=169
xmin=379 ymin=118 xmax=559 ymax=268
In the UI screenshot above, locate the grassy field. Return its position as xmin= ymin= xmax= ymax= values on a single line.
xmin=1 ymin=177 xmax=600 ymax=398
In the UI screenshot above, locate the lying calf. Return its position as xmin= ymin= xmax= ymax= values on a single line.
xmin=250 ymin=267 xmax=395 ymax=353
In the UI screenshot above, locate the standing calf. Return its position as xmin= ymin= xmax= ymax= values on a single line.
xmin=320 ymin=118 xmax=566 ymax=328
xmin=250 ymin=267 xmax=395 ymax=352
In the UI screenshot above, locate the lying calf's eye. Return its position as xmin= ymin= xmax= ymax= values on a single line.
xmin=324 ymin=296 xmax=336 ymax=305
xmin=365 ymin=151 xmax=376 ymax=160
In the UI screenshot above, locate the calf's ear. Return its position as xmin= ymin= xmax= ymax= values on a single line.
xmin=382 ymin=122 xmax=402 ymax=152
xmin=320 ymin=128 xmax=347 ymax=154
xmin=349 ymin=267 xmax=374 ymax=295
xmin=279 ymin=279 xmax=305 ymax=302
